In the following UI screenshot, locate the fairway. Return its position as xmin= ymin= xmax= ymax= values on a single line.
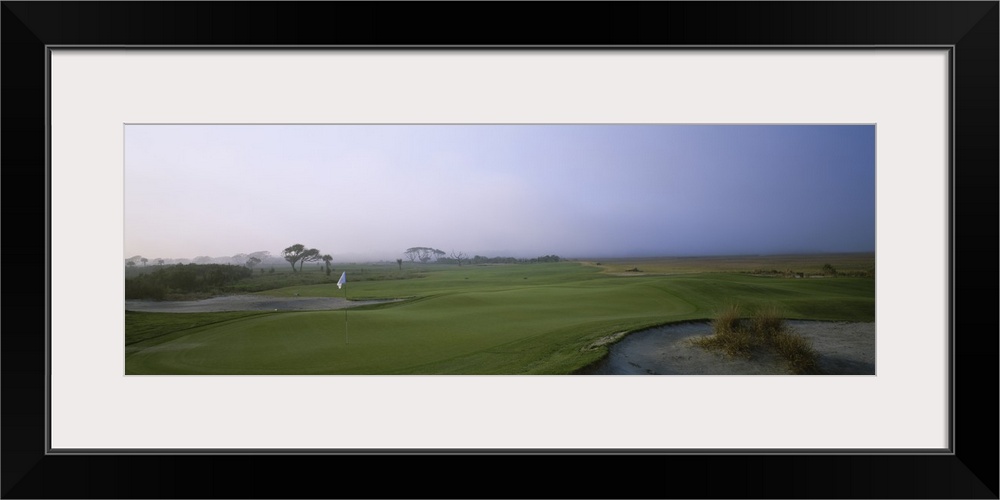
xmin=125 ymin=259 xmax=875 ymax=374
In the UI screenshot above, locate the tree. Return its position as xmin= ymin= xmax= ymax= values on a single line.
xmin=155 ymin=258 xmax=164 ymax=266
xmin=140 ymin=257 xmax=148 ymax=267
xmin=450 ymin=250 xmax=468 ymax=266
xmin=282 ymin=244 xmax=306 ymax=271
xmin=126 ymin=260 xmax=136 ymax=268
xmin=322 ymin=254 xmax=333 ymax=276
xmin=404 ymin=248 xmax=419 ymax=263
xmin=249 ymin=250 xmax=271 ymax=266
xmin=246 ymin=256 xmax=261 ymax=270
xmin=299 ymin=248 xmax=321 ymax=271
xmin=282 ymin=244 xmax=322 ymax=272
xmin=396 ymin=258 xmax=403 ymax=270
xmin=405 ymin=247 xmax=446 ymax=264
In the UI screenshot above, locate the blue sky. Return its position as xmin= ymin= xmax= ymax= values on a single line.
xmin=124 ymin=124 xmax=875 ymax=261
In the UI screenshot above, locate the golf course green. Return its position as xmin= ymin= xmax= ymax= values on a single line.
xmin=125 ymin=257 xmax=875 ymax=375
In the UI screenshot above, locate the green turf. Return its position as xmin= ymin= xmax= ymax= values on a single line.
xmin=125 ymin=310 xmax=271 ymax=355
xmin=125 ymin=260 xmax=875 ymax=375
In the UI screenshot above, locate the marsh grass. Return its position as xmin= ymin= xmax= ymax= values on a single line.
xmin=590 ymin=252 xmax=874 ymax=276
xmin=691 ymin=304 xmax=822 ymax=374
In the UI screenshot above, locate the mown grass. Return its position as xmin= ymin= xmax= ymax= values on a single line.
xmin=690 ymin=304 xmax=822 ymax=374
xmin=125 ymin=259 xmax=873 ymax=375
xmin=124 ymin=310 xmax=271 ymax=355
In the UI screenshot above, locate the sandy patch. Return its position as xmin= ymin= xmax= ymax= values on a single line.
xmin=577 ymin=320 xmax=875 ymax=375
xmin=124 ymin=295 xmax=401 ymax=313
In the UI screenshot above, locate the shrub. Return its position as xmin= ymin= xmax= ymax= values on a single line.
xmin=691 ymin=304 xmax=822 ymax=374
xmin=713 ymin=303 xmax=744 ymax=333
xmin=751 ymin=305 xmax=785 ymax=337
xmin=124 ymin=278 xmax=166 ymax=300
xmin=773 ymin=333 xmax=822 ymax=375
xmin=123 ymin=264 xmax=251 ymax=300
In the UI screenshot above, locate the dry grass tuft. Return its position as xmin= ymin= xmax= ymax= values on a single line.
xmin=691 ymin=304 xmax=822 ymax=374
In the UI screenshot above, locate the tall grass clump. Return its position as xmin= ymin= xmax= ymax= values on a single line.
xmin=691 ymin=304 xmax=822 ymax=374
xmin=696 ymin=304 xmax=754 ymax=358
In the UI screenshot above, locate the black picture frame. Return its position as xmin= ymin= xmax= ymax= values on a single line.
xmin=3 ymin=2 xmax=996 ymax=498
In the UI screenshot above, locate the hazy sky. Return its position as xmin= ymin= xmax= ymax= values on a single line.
xmin=124 ymin=124 xmax=875 ymax=261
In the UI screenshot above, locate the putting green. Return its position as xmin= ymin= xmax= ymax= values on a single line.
xmin=125 ymin=262 xmax=875 ymax=374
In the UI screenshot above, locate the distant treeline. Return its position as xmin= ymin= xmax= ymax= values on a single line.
xmin=435 ymin=254 xmax=562 ymax=265
xmin=125 ymin=264 xmax=252 ymax=300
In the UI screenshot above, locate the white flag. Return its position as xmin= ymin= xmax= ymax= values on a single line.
xmin=337 ymin=272 xmax=346 ymax=289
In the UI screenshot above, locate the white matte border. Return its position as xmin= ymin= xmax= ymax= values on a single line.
xmin=50 ymin=50 xmax=949 ymax=450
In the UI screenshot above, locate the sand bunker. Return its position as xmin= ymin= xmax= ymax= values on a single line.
xmin=578 ymin=320 xmax=876 ymax=375
xmin=124 ymin=295 xmax=400 ymax=313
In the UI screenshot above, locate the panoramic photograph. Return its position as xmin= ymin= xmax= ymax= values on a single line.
xmin=124 ymin=124 xmax=876 ymax=375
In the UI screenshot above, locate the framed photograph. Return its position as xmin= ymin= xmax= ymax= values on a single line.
xmin=4 ymin=2 xmax=996 ymax=498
